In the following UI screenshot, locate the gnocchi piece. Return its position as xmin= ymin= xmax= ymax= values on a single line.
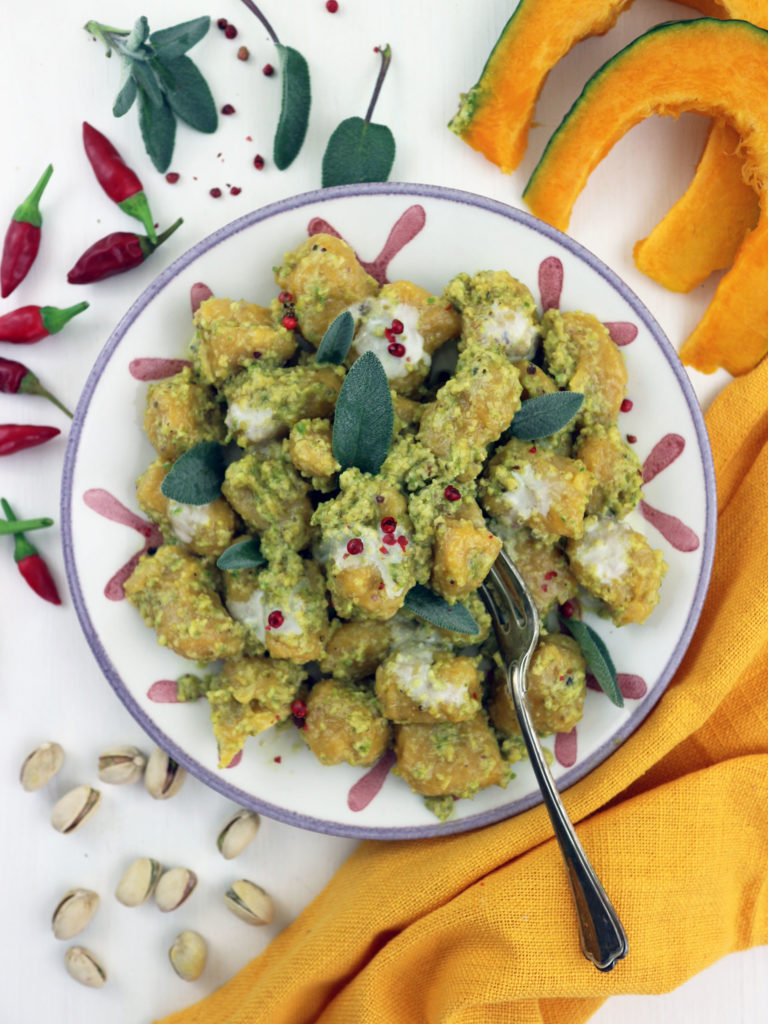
xmin=490 ymin=521 xmax=578 ymax=616
xmin=542 ymin=309 xmax=628 ymax=427
xmin=394 ymin=713 xmax=508 ymax=799
xmin=574 ymin=424 xmax=644 ymax=518
xmin=136 ymin=458 xmax=237 ymax=559
xmin=143 ymin=366 xmax=225 ymax=463
xmin=124 ymin=545 xmax=245 ymax=663
xmin=274 ymin=233 xmax=379 ymax=345
xmin=190 ymin=297 xmax=296 ymax=384
xmin=480 ymin=438 xmax=594 ymax=540
xmin=319 ymin=620 xmax=393 ymax=682
xmin=375 ymin=644 xmax=483 ymax=723
xmin=489 ymin=633 xmax=587 ymax=744
xmin=303 ymin=678 xmax=391 ymax=767
xmin=566 ymin=516 xmax=667 ymax=626
xmin=288 ymin=418 xmax=340 ymax=489
xmin=445 ymin=269 xmax=540 ymax=361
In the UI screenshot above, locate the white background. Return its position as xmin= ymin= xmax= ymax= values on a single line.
xmin=1 ymin=1 xmax=764 ymax=1021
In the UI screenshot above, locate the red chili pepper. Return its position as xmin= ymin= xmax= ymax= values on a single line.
xmin=1 ymin=498 xmax=61 ymax=605
xmin=82 ymin=122 xmax=157 ymax=243
xmin=0 ymin=423 xmax=60 ymax=456
xmin=0 ymin=165 xmax=53 ymax=298
xmin=0 ymin=302 xmax=89 ymax=344
xmin=0 ymin=356 xmax=72 ymax=416
xmin=67 ymin=218 xmax=183 ymax=284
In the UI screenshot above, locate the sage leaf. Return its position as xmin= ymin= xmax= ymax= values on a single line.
xmin=332 ymin=351 xmax=393 ymax=475
xmin=404 ymin=585 xmax=479 ymax=635
xmin=131 ymin=57 xmax=164 ymax=108
xmin=274 ymin=44 xmax=311 ymax=170
xmin=316 ymin=311 xmax=355 ymax=365
xmin=137 ymin=86 xmax=176 ymax=172
xmin=150 ymin=16 xmax=210 ymax=59
xmin=560 ymin=615 xmax=623 ymax=707
xmin=161 ymin=442 xmax=226 ymax=505
xmin=158 ymin=54 xmax=218 ymax=133
xmin=322 ymin=118 xmax=395 ymax=187
xmin=113 ymin=70 xmax=137 ymax=117
xmin=509 ymin=391 xmax=584 ymax=441
xmin=322 ymin=44 xmax=395 ymax=187
xmin=125 ymin=16 xmax=150 ymax=55
xmin=217 ymin=537 xmax=265 ymax=571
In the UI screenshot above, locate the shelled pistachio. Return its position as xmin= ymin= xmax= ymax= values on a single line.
xmin=51 ymin=784 xmax=101 ymax=834
xmin=144 ymin=747 xmax=186 ymax=799
xmin=224 ymin=880 xmax=274 ymax=926
xmin=20 ymin=741 xmax=64 ymax=791
xmin=154 ymin=867 xmax=197 ymax=912
xmin=169 ymin=930 xmax=207 ymax=981
xmin=64 ymin=946 xmax=107 ymax=988
xmin=52 ymin=889 xmax=100 ymax=940
xmin=115 ymin=857 xmax=164 ymax=907
xmin=217 ymin=808 xmax=261 ymax=860
xmin=97 ymin=745 xmax=147 ymax=785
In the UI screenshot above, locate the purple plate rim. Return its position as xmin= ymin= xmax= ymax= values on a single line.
xmin=60 ymin=181 xmax=717 ymax=840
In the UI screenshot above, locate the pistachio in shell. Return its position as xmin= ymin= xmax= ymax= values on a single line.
xmin=115 ymin=857 xmax=164 ymax=907
xmin=51 ymin=784 xmax=101 ymax=834
xmin=217 ymin=808 xmax=261 ymax=860
xmin=97 ymin=745 xmax=147 ymax=785
xmin=20 ymin=741 xmax=65 ymax=791
xmin=169 ymin=929 xmax=207 ymax=982
xmin=52 ymin=889 xmax=100 ymax=940
xmin=64 ymin=946 xmax=107 ymax=988
xmin=144 ymin=747 xmax=186 ymax=800
xmin=154 ymin=867 xmax=197 ymax=912
xmin=224 ymin=879 xmax=274 ymax=926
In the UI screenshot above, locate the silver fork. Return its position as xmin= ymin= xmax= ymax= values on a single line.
xmin=481 ymin=548 xmax=628 ymax=972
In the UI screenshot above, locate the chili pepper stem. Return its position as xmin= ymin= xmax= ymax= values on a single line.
xmin=2 ymin=498 xmax=36 ymax=560
xmin=39 ymin=301 xmax=90 ymax=335
xmin=14 ymin=165 xmax=54 ymax=227
xmin=0 ymin=516 xmax=54 ymax=535
xmin=140 ymin=217 xmax=183 ymax=257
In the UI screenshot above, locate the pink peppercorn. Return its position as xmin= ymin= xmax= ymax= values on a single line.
xmin=263 ymin=63 xmax=275 ymax=76
xmin=217 ymin=17 xmax=228 ymax=30
xmin=254 ymin=154 xmax=265 ymax=170
xmin=221 ymin=104 xmax=236 ymax=115
xmin=210 ymin=187 xmax=222 ymax=198
xmin=390 ymin=318 xmax=404 ymax=334
xmin=387 ymin=341 xmax=406 ymax=357
xmin=380 ymin=516 xmax=397 ymax=533
xmin=620 ymin=398 xmax=634 ymax=413
xmin=291 ymin=698 xmax=307 ymax=718
xmin=165 ymin=172 xmax=180 ymax=184
xmin=224 ymin=23 xmax=237 ymax=38
xmin=444 ymin=485 xmax=461 ymax=502
xmin=230 ymin=186 xmax=242 ymax=196
xmin=282 ymin=314 xmax=298 ymax=330
xmin=627 ymin=434 xmax=637 ymax=444
xmin=326 ymin=0 xmax=339 ymax=11
xmin=346 ymin=538 xmax=364 ymax=555
xmin=267 ymin=610 xmax=284 ymax=629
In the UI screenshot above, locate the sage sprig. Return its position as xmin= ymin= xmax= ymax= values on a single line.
xmin=85 ymin=16 xmax=217 ymax=172
xmin=509 ymin=391 xmax=584 ymax=441
xmin=559 ymin=614 xmax=622 ymax=707
xmin=161 ymin=441 xmax=226 ymax=505
xmin=322 ymin=44 xmax=396 ymax=187
xmin=239 ymin=0 xmax=311 ymax=170
xmin=404 ymin=585 xmax=479 ymax=635
xmin=332 ymin=351 xmax=393 ymax=476
xmin=316 ymin=311 xmax=355 ymax=365
xmin=217 ymin=537 xmax=266 ymax=571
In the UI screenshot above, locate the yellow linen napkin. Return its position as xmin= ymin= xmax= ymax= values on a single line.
xmin=157 ymin=359 xmax=768 ymax=1024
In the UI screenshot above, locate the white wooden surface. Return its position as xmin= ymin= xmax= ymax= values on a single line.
xmin=1 ymin=1 xmax=765 ymax=1021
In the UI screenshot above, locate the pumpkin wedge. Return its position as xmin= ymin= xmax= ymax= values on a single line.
xmin=634 ymin=119 xmax=758 ymax=292
xmin=523 ymin=18 xmax=768 ymax=376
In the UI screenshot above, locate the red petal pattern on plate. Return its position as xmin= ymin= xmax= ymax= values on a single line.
xmin=190 ymin=281 xmax=213 ymax=313
xmin=554 ymin=728 xmax=578 ymax=767
xmin=347 ymin=749 xmax=396 ymax=811
xmin=129 ymin=358 xmax=191 ymax=381
xmin=147 ymin=679 xmax=180 ymax=703
xmin=83 ymin=489 xmax=163 ymax=600
xmin=642 ymin=433 xmax=685 ymax=483
xmin=307 ymin=205 xmax=426 ymax=285
xmin=603 ymin=322 xmax=638 ymax=346
xmin=538 ymin=256 xmax=563 ymax=311
xmin=639 ymin=500 xmax=700 ymax=552
xmin=618 ymin=673 xmax=648 ymax=700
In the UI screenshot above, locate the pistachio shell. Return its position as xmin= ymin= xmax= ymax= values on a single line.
xmin=144 ymin=747 xmax=186 ymax=800
xmin=217 ymin=808 xmax=261 ymax=860
xmin=64 ymin=946 xmax=107 ymax=988
xmin=224 ymin=879 xmax=274 ymax=926
xmin=51 ymin=784 xmax=101 ymax=834
xmin=115 ymin=857 xmax=164 ymax=907
xmin=97 ymin=745 xmax=147 ymax=785
xmin=52 ymin=889 xmax=100 ymax=940
xmin=154 ymin=867 xmax=197 ymax=912
xmin=20 ymin=741 xmax=65 ymax=791
xmin=169 ymin=930 xmax=207 ymax=981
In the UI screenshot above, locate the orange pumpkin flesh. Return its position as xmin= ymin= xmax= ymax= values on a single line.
xmin=633 ymin=119 xmax=759 ymax=292
xmin=523 ymin=19 xmax=768 ymax=375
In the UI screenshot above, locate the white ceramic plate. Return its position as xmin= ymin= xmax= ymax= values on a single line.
xmin=62 ymin=183 xmax=716 ymax=838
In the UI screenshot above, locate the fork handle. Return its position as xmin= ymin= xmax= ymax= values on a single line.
xmin=511 ymin=665 xmax=629 ymax=972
